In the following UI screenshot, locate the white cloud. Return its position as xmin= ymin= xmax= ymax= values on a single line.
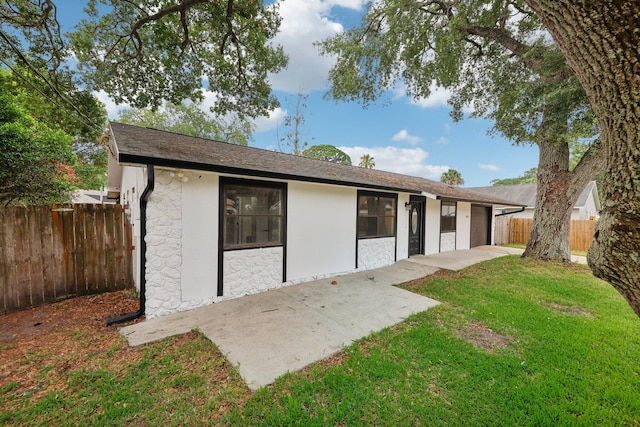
xmin=394 ymin=82 xmax=451 ymax=109
xmin=391 ymin=129 xmax=422 ymax=145
xmin=94 ymin=90 xmax=127 ymax=120
xmin=436 ymin=136 xmax=448 ymax=144
xmin=268 ymin=0 xmax=366 ymax=93
xmin=253 ymin=107 xmax=287 ymax=133
xmin=478 ymin=163 xmax=499 ymax=171
xmin=338 ymin=146 xmax=449 ymax=180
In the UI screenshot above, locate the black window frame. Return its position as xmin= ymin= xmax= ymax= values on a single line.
xmin=357 ymin=190 xmax=398 ymax=239
xmin=440 ymin=201 xmax=457 ymax=233
xmin=220 ymin=178 xmax=287 ymax=251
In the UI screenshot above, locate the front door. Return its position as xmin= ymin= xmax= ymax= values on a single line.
xmin=408 ymin=197 xmax=425 ymax=256
xmin=470 ymin=205 xmax=491 ymax=247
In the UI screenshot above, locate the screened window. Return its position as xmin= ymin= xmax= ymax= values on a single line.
xmin=223 ymin=181 xmax=284 ymax=249
xmin=357 ymin=192 xmax=397 ymax=238
xmin=441 ymin=201 xmax=457 ymax=232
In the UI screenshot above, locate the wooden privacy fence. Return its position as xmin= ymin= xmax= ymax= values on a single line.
xmin=495 ymin=216 xmax=597 ymax=252
xmin=0 ymin=204 xmax=133 ymax=314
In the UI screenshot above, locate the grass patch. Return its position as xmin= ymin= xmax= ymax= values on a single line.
xmin=2 ymin=257 xmax=639 ymax=425
xmin=0 ymin=332 xmax=248 ymax=425
xmin=225 ymin=256 xmax=640 ymax=425
xmin=502 ymin=244 xmax=587 ymax=257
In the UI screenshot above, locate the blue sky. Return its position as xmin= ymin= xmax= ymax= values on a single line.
xmin=61 ymin=0 xmax=539 ymax=187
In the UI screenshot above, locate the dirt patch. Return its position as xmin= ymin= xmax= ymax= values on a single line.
xmin=458 ymin=322 xmax=512 ymax=352
xmin=0 ymin=290 xmax=141 ymax=399
xmin=0 ymin=290 xmax=139 ymax=342
xmin=543 ymin=301 xmax=593 ymax=318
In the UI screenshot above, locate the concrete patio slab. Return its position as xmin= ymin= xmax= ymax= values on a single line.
xmin=119 ymin=245 xmax=519 ymax=390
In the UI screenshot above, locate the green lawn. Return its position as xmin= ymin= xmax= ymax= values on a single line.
xmin=2 ymin=256 xmax=639 ymax=426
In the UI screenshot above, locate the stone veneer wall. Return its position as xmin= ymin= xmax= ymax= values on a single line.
xmin=440 ymin=232 xmax=456 ymax=252
xmin=223 ymin=247 xmax=284 ymax=297
xmin=144 ymin=170 xmax=185 ymax=318
xmin=357 ymin=237 xmax=396 ymax=270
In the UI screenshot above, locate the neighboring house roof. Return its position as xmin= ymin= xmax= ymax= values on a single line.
xmin=467 ymin=181 xmax=600 ymax=210
xmin=108 ymin=122 xmax=521 ymax=206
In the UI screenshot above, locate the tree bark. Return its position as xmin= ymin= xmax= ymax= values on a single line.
xmin=523 ymin=106 xmax=605 ymax=262
xmin=524 ymin=142 xmax=572 ymax=261
xmin=525 ymin=0 xmax=640 ymax=316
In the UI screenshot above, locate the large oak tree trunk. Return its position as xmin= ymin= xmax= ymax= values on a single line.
xmin=523 ymin=108 xmax=605 ymax=262
xmin=525 ymin=0 xmax=640 ymax=316
xmin=524 ymin=142 xmax=572 ymax=261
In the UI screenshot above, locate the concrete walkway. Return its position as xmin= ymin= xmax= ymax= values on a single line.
xmin=119 ymin=245 xmax=523 ymax=390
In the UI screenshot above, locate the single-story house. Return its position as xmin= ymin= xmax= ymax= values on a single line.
xmin=467 ymin=182 xmax=601 ymax=221
xmin=107 ymin=122 xmax=521 ymax=319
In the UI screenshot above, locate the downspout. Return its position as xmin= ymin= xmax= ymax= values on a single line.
xmin=107 ymin=164 xmax=155 ymax=326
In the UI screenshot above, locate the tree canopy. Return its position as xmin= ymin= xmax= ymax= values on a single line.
xmin=0 ymin=88 xmax=76 ymax=205
xmin=441 ymin=169 xmax=465 ymax=186
xmin=69 ymin=0 xmax=287 ymax=119
xmin=491 ymin=168 xmax=537 ymax=186
xmin=359 ymin=154 xmax=375 ymax=169
xmin=0 ymin=67 xmax=108 ymax=191
xmin=302 ymin=145 xmax=352 ymax=165
xmin=117 ymin=102 xmax=253 ymax=146
xmin=1 ymin=1 xmax=288 ymax=119
xmin=319 ymin=0 xmax=604 ymax=262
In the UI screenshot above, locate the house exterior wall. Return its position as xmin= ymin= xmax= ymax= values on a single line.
xmin=120 ymin=164 xmax=497 ymax=318
xmin=396 ymin=194 xmax=411 ymax=260
xmin=181 ymin=172 xmax=218 ymax=301
xmin=456 ymin=202 xmax=471 ymax=250
xmin=286 ymin=182 xmax=356 ymax=283
xmin=357 ymin=237 xmax=396 ymax=269
xmin=223 ymin=247 xmax=284 ymax=296
xmin=120 ymin=165 xmax=145 ymax=290
xmin=145 ymin=169 xmax=187 ymax=317
xmin=425 ymin=198 xmax=441 ymax=255
xmin=572 ymin=192 xmax=599 ymax=220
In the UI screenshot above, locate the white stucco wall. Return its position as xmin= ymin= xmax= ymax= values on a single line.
xmin=456 ymin=202 xmax=471 ymax=250
xmin=131 ymin=166 xmax=489 ymax=318
xmin=358 ymin=237 xmax=396 ymax=270
xmin=286 ymin=182 xmax=356 ymax=283
xmin=119 ymin=165 xmax=145 ymax=290
xmin=223 ymin=247 xmax=284 ymax=296
xmin=143 ymin=169 xmax=223 ymax=318
xmin=425 ymin=198 xmax=441 ymax=255
xmin=181 ymin=172 xmax=218 ymax=301
xmin=396 ymin=194 xmax=410 ymax=260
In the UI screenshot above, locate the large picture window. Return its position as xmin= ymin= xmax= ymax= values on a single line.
xmin=441 ymin=201 xmax=457 ymax=232
xmin=223 ymin=180 xmax=285 ymax=249
xmin=357 ymin=191 xmax=397 ymax=238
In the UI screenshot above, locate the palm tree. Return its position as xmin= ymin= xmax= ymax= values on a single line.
xmin=440 ymin=169 xmax=464 ymax=186
xmin=359 ymin=154 xmax=375 ymax=169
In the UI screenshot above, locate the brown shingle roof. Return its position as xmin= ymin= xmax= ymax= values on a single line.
xmin=109 ymin=122 xmax=521 ymax=206
xmin=466 ymin=181 xmax=599 ymax=209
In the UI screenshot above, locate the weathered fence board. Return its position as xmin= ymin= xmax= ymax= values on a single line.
xmin=495 ymin=217 xmax=597 ymax=252
xmin=1 ymin=204 xmax=133 ymax=314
